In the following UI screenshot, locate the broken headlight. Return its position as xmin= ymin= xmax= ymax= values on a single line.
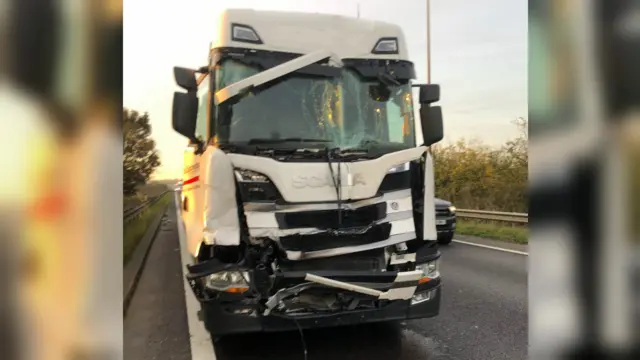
xmin=415 ymin=259 xmax=440 ymax=281
xmin=234 ymin=169 xmax=282 ymax=202
xmin=234 ymin=169 xmax=269 ymax=183
xmin=206 ymin=271 xmax=250 ymax=293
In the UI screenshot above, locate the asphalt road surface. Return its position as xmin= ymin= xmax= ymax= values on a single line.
xmin=124 ymin=197 xmax=528 ymax=360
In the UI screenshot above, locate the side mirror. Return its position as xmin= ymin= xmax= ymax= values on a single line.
xmin=420 ymin=106 xmax=444 ymax=146
xmin=418 ymin=84 xmax=440 ymax=104
xmin=172 ymin=91 xmax=198 ymax=140
xmin=174 ymin=67 xmax=197 ymax=91
xmin=188 ymin=137 xmax=204 ymax=154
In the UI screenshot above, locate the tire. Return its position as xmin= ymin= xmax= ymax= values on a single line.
xmin=437 ymin=232 xmax=454 ymax=245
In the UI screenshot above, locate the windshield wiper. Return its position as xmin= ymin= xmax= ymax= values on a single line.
xmin=325 ymin=147 xmax=343 ymax=226
xmin=247 ymin=138 xmax=332 ymax=145
xmin=337 ymin=148 xmax=369 ymax=155
xmin=333 ymin=140 xmax=387 ymax=159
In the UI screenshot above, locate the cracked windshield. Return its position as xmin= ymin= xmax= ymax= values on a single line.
xmin=214 ymin=59 xmax=416 ymax=152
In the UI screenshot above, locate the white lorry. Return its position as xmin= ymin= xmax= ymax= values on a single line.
xmin=172 ymin=9 xmax=444 ymax=336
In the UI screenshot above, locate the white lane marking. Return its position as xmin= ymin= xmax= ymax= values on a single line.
xmin=174 ymin=193 xmax=217 ymax=360
xmin=452 ymin=239 xmax=529 ymax=256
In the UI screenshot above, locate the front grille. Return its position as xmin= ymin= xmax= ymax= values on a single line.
xmin=278 ymin=248 xmax=386 ymax=272
xmin=279 ymin=222 xmax=392 ymax=252
xmin=276 ymin=202 xmax=386 ymax=229
xmin=435 ymin=208 xmax=451 ymax=217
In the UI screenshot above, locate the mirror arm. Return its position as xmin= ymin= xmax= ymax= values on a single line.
xmin=190 ymin=138 xmax=205 ymax=154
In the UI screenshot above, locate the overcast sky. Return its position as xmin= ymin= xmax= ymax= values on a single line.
xmin=124 ymin=0 xmax=527 ymax=180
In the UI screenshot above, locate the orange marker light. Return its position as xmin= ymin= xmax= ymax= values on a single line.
xmin=225 ymin=287 xmax=249 ymax=294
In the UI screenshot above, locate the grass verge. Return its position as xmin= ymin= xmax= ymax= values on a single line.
xmin=123 ymin=193 xmax=171 ymax=265
xmin=456 ymin=219 xmax=528 ymax=244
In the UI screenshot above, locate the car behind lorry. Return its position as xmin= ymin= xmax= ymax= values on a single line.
xmin=172 ymin=9 xmax=446 ymax=336
xmin=435 ymin=198 xmax=456 ymax=245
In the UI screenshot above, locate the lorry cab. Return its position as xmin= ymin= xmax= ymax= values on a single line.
xmin=172 ymin=8 xmax=445 ymax=336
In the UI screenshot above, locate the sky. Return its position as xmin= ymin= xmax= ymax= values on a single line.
xmin=123 ymin=0 xmax=527 ymax=180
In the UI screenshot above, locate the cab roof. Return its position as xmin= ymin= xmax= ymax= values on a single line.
xmin=211 ymin=8 xmax=410 ymax=61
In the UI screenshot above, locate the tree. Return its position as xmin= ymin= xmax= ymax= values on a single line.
xmin=504 ymin=117 xmax=528 ymax=167
xmin=431 ymin=117 xmax=529 ymax=213
xmin=123 ymin=108 xmax=160 ymax=196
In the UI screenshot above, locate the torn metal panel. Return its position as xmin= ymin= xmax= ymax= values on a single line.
xmin=215 ymin=49 xmax=339 ymax=105
xmin=422 ymin=152 xmax=437 ymax=241
xmin=248 ymin=227 xmax=325 ymax=239
xmin=244 ymin=185 xmax=416 ymax=258
xmin=248 ymin=216 xmax=414 ymax=246
xmin=244 ymin=211 xmax=279 ymax=228
xmin=285 ymin=232 xmax=416 ymax=260
xmin=390 ymin=252 xmax=417 ymax=265
xmin=264 ymin=283 xmax=316 ymax=315
xmin=248 ymin=215 xmax=414 ymax=239
xmin=279 ymin=223 xmax=392 ymax=252
xmin=304 ymin=274 xmax=383 ymax=297
xmin=378 ymin=286 xmax=418 ymax=300
xmin=201 ymin=147 xmax=241 ymax=246
xmin=265 ymin=269 xmax=424 ymax=312
xmin=393 ymin=270 xmax=423 ymax=282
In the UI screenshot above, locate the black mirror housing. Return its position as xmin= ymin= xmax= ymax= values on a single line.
xmin=420 ymin=106 xmax=444 ymax=146
xmin=172 ymin=91 xmax=198 ymax=140
xmin=174 ymin=67 xmax=197 ymax=91
xmin=418 ymin=84 xmax=440 ymax=104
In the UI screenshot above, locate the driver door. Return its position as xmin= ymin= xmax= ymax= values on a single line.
xmin=181 ymin=74 xmax=210 ymax=257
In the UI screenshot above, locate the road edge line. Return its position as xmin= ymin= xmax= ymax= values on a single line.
xmin=123 ymin=201 xmax=169 ymax=317
xmin=174 ymin=192 xmax=217 ymax=360
xmin=452 ymin=239 xmax=529 ymax=256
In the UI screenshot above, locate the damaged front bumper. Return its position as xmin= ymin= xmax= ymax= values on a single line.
xmin=185 ymin=248 xmax=442 ymax=336
xmin=201 ymin=281 xmax=440 ymax=336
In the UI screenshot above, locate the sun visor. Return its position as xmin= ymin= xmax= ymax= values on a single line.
xmin=342 ymin=59 xmax=416 ymax=80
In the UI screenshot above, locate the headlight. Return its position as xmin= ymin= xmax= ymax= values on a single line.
xmin=206 ymin=271 xmax=250 ymax=293
xmin=235 ymin=168 xmax=281 ymax=202
xmin=448 ymin=206 xmax=456 ymax=214
xmin=415 ymin=259 xmax=440 ymax=281
xmin=234 ymin=169 xmax=269 ymax=183
xmin=387 ymin=162 xmax=410 ymax=174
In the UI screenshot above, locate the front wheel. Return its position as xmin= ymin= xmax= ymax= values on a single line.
xmin=437 ymin=233 xmax=454 ymax=245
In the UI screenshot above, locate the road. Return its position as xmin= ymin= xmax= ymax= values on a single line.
xmin=124 ymin=197 xmax=528 ymax=360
